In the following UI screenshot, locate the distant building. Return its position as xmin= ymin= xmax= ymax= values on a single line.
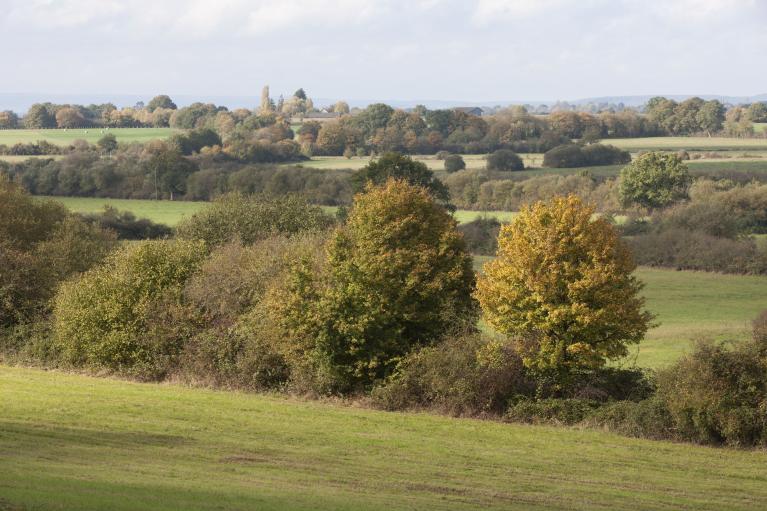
xmin=452 ymin=107 xmax=484 ymax=116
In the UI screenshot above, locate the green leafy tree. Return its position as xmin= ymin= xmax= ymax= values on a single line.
xmin=476 ymin=195 xmax=652 ymax=376
xmin=145 ymin=147 xmax=199 ymax=200
xmin=293 ymin=88 xmax=307 ymax=100
xmin=696 ymin=100 xmax=725 ymax=135
xmin=276 ymin=179 xmax=477 ymax=390
xmin=619 ymin=152 xmax=692 ymax=210
xmin=351 ymin=152 xmax=450 ymax=206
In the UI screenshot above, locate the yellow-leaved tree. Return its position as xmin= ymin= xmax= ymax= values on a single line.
xmin=476 ymin=195 xmax=652 ymax=376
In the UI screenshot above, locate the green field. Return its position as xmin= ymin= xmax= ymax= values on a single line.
xmin=0 ymin=127 xmax=177 ymax=146
xmin=48 ymin=196 xmax=519 ymax=226
xmin=474 ymin=258 xmax=767 ymax=368
xmin=606 ymin=136 xmax=767 ymax=152
xmin=45 ymin=197 xmax=208 ymax=226
xmin=753 ymin=123 xmax=766 ymax=134
xmin=2 ymin=365 xmax=767 ymax=511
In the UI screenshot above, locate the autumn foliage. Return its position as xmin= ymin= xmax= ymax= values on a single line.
xmin=476 ymin=195 xmax=652 ymax=374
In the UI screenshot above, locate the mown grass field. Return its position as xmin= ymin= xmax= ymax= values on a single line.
xmin=473 ymin=258 xmax=767 ymax=368
xmin=2 ymin=365 xmax=767 ymax=511
xmin=0 ymin=127 xmax=177 ymax=146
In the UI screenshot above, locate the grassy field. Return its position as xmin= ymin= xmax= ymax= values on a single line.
xmin=474 ymin=258 xmax=767 ymax=368
xmin=48 ymin=196 xmax=208 ymax=226
xmin=2 ymin=365 xmax=767 ymax=511
xmin=47 ymin=196 xmax=519 ymax=226
xmin=605 ymin=136 xmax=767 ymax=152
xmin=753 ymin=123 xmax=766 ymax=134
xmin=0 ymin=127 xmax=177 ymax=146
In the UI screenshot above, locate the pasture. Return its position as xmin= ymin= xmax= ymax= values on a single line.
xmin=2 ymin=365 xmax=767 ymax=511
xmin=0 ymin=127 xmax=177 ymax=146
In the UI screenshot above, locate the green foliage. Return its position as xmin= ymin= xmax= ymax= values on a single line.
xmin=486 ymin=149 xmax=524 ymax=171
xmin=350 ymin=152 xmax=451 ymax=206
xmin=275 ymin=180 xmax=478 ymax=391
xmin=505 ymin=399 xmax=601 ymax=425
xmin=619 ymin=152 xmax=692 ymax=209
xmin=53 ymin=239 xmax=206 ymax=377
xmin=97 ymin=133 xmax=118 ymax=152
xmin=543 ymin=144 xmax=630 ymax=168
xmin=146 ymin=95 xmax=177 ymax=112
xmin=477 ymin=196 xmax=652 ymax=375
xmin=176 ymin=192 xmax=334 ymax=248
xmin=656 ymin=339 xmax=767 ymax=447
xmin=456 ymin=217 xmax=501 ymax=255
xmin=80 ymin=206 xmax=172 ymax=240
xmin=372 ymin=334 xmax=531 ymax=416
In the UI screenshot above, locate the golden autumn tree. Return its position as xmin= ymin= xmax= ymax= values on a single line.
xmin=476 ymin=195 xmax=652 ymax=375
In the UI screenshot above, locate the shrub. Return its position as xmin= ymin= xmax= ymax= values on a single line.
xmin=505 ymin=399 xmax=600 ymax=425
xmin=476 ymin=196 xmax=653 ymax=376
xmin=626 ymin=228 xmax=767 ymax=274
xmin=585 ymin=397 xmax=675 ymax=440
xmin=54 ymin=239 xmax=206 ymax=378
xmin=176 ymin=192 xmax=334 ymax=248
xmin=444 ymin=154 xmax=466 ymax=173
xmin=371 ymin=333 xmax=532 ymax=416
xmin=656 ymin=340 xmax=767 ymax=447
xmin=81 ymin=206 xmax=172 ymax=240
xmin=457 ymin=217 xmax=501 ymax=255
xmin=543 ymin=144 xmax=630 ymax=168
xmin=486 ymin=149 xmax=524 ymax=171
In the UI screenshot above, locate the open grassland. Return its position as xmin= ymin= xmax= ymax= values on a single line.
xmin=2 ymin=366 xmax=767 ymax=511
xmin=605 ymin=136 xmax=767 ymax=152
xmin=0 ymin=127 xmax=178 ymax=146
xmin=474 ymin=258 xmax=767 ymax=369
xmin=294 ymin=154 xmax=544 ymax=171
xmin=47 ymin=196 xmax=207 ymax=226
xmin=753 ymin=123 xmax=766 ymax=134
xmin=0 ymin=154 xmax=65 ymax=163
xmin=48 ymin=196 xmax=518 ymax=226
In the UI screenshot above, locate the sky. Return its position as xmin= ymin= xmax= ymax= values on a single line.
xmin=1 ymin=0 xmax=766 ymax=104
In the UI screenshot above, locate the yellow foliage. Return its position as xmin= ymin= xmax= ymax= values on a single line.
xmin=476 ymin=195 xmax=652 ymax=373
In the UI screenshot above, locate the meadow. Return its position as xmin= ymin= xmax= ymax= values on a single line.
xmin=604 ymin=136 xmax=767 ymax=152
xmin=0 ymin=127 xmax=177 ymax=146
xmin=2 ymin=365 xmax=767 ymax=511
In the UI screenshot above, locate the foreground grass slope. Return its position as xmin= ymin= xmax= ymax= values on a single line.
xmin=2 ymin=366 xmax=767 ymax=511
xmin=0 ymin=127 xmax=177 ymax=146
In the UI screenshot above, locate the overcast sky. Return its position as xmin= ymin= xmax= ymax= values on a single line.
xmin=1 ymin=0 xmax=766 ymax=103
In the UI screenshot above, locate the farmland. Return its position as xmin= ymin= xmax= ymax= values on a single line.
xmin=0 ymin=127 xmax=177 ymax=146
xmin=2 ymin=365 xmax=767 ymax=511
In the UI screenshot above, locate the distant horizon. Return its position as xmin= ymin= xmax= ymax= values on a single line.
xmin=2 ymin=91 xmax=766 ymax=114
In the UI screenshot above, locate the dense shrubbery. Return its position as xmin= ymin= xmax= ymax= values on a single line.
xmin=543 ymin=143 xmax=630 ymax=168
xmin=457 ymin=217 xmax=501 ymax=255
xmin=176 ymin=192 xmax=334 ymax=248
xmin=486 ymin=149 xmax=524 ymax=171
xmin=0 ymin=178 xmax=117 ymax=329
xmin=80 ymin=206 xmax=172 ymax=240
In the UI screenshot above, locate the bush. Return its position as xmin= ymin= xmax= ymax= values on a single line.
xmin=626 ymin=228 xmax=767 ymax=274
xmin=543 ymin=144 xmax=630 ymax=168
xmin=54 ymin=239 xmax=206 ymax=378
xmin=371 ymin=334 xmax=532 ymax=416
xmin=176 ymin=192 xmax=334 ymax=248
xmin=444 ymin=154 xmax=466 ymax=173
xmin=655 ymin=339 xmax=767 ymax=447
xmin=619 ymin=152 xmax=692 ymax=210
xmin=585 ymin=397 xmax=675 ymax=440
xmin=81 ymin=206 xmax=172 ymax=240
xmin=486 ymin=149 xmax=524 ymax=171
xmin=457 ymin=217 xmax=500 ymax=255
xmin=505 ymin=398 xmax=600 ymax=426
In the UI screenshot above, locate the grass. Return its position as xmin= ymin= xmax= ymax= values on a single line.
xmin=605 ymin=136 xmax=767 ymax=152
xmin=474 ymin=258 xmax=767 ymax=369
xmin=2 ymin=365 xmax=767 ymax=511
xmin=0 ymin=127 xmax=178 ymax=146
xmin=753 ymin=123 xmax=766 ymax=134
xmin=46 ymin=196 xmax=207 ymax=226
xmin=48 ymin=196 xmax=519 ymax=226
